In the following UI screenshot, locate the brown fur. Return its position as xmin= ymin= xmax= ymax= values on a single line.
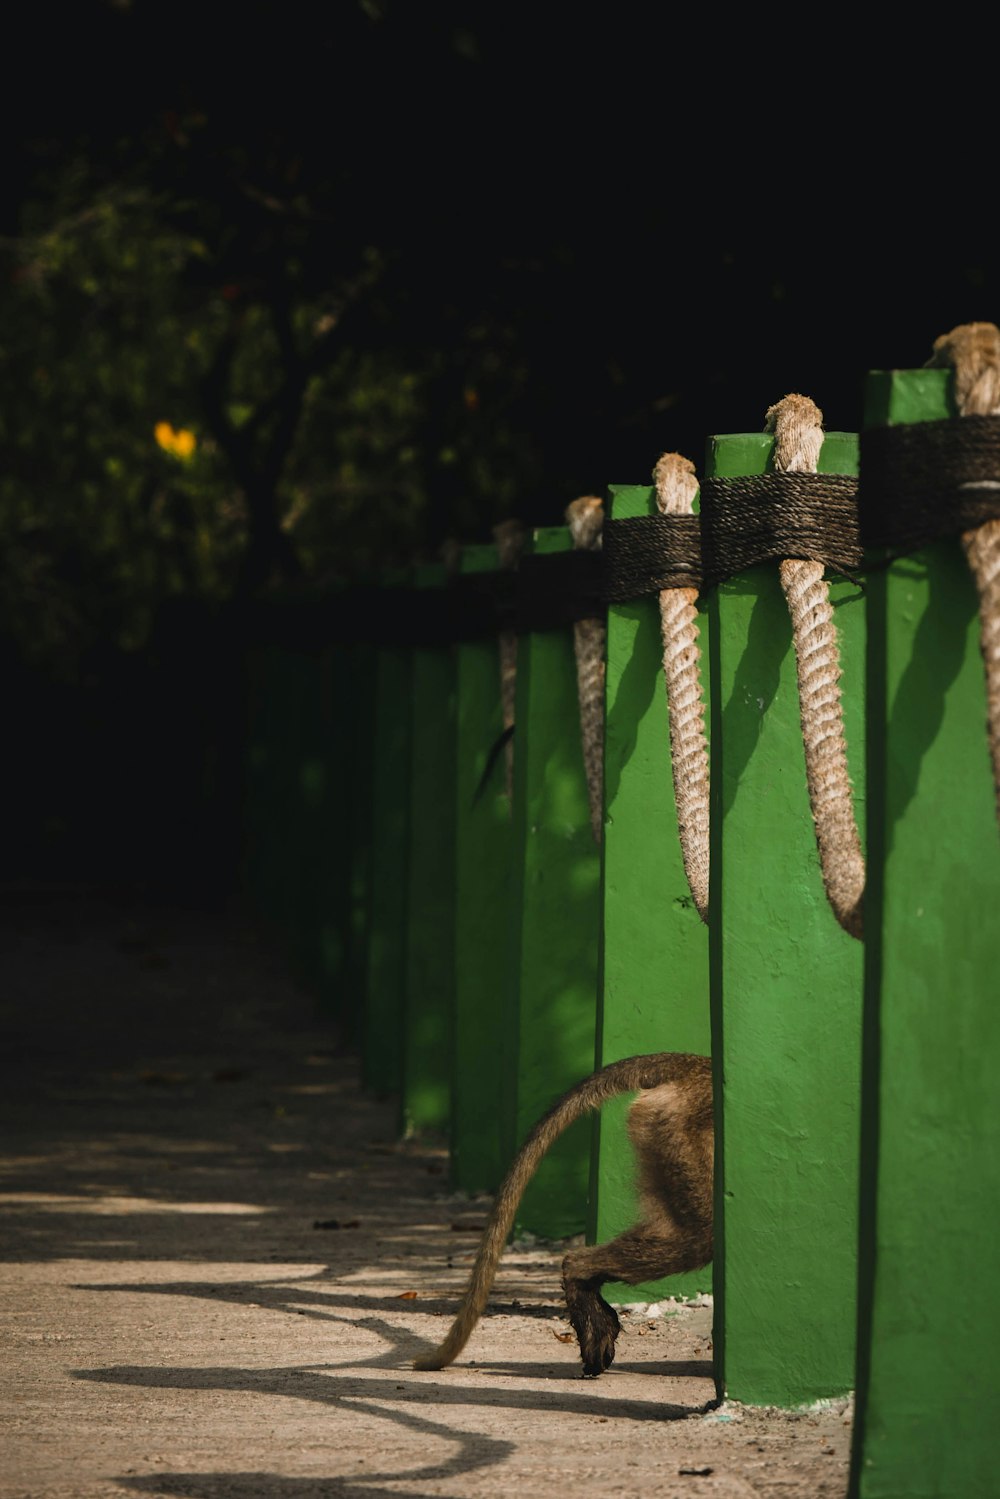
xmin=413 ymin=1052 xmax=713 ymax=1377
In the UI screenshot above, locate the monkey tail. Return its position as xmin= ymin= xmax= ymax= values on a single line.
xmin=412 ymin=1051 xmax=702 ymax=1371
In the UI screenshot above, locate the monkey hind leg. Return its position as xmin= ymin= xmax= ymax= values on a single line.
xmin=561 ymin=1266 xmax=620 ymax=1377
xmin=562 ymin=1222 xmax=709 ymax=1378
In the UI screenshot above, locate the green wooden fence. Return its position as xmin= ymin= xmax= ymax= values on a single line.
xmin=235 ymin=347 xmax=1000 ymax=1491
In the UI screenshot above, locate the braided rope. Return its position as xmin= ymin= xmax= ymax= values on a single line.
xmin=926 ymin=322 xmax=1000 ymax=828
xmin=767 ymin=395 xmax=865 ymax=940
xmin=565 ymin=496 xmax=606 ymax=844
xmin=493 ymin=519 xmax=527 ymax=805
xmin=653 ymin=453 xmax=710 ymax=921
xmin=962 ymin=519 xmax=1000 ymax=825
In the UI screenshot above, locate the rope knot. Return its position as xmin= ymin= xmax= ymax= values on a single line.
xmin=926 ymin=322 xmax=1000 ymax=417
xmin=654 ymin=452 xmax=699 ymax=516
xmin=764 ymin=392 xmax=825 ymax=474
xmin=565 ymin=494 xmax=604 ymax=552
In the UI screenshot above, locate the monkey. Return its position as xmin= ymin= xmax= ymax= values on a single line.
xmin=413 ymin=1052 xmax=713 ymax=1377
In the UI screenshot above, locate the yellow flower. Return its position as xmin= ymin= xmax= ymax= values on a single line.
xmin=154 ymin=422 xmax=197 ymax=460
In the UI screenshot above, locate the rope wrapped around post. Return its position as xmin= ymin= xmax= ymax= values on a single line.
xmin=652 ymin=453 xmax=710 ymax=921
xmin=925 ymin=321 xmax=1000 ymax=829
xmin=565 ymin=496 xmax=606 ymax=844
xmin=492 ymin=519 xmax=527 ymax=806
xmin=766 ymin=394 xmax=865 ymax=940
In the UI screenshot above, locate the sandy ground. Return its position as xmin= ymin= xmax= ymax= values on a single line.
xmin=0 ymin=888 xmax=853 ymax=1499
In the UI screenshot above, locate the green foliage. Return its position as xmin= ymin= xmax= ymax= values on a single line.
xmin=0 ymin=165 xmax=477 ymax=674
xmin=0 ymin=173 xmax=242 ymax=670
xmin=0 ymin=95 xmax=563 ymax=679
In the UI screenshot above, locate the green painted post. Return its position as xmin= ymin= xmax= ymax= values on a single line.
xmin=252 ymin=641 xmax=318 ymax=968
xmin=451 ymin=543 xmax=512 ymax=1193
xmin=507 ymin=526 xmax=602 ymax=1238
xmin=362 ymin=634 xmax=412 ymax=1098
xmin=292 ymin=642 xmax=351 ymax=1015
xmin=850 ymin=370 xmax=1000 ymax=1498
xmin=241 ymin=612 xmax=372 ymax=1039
xmin=401 ymin=564 xmax=457 ymax=1137
xmin=707 ymin=429 xmax=864 ymax=1406
xmin=341 ymin=639 xmax=377 ymax=1047
xmin=591 ymin=482 xmax=712 ymax=1303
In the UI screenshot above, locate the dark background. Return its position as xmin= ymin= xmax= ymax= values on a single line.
xmin=1 ymin=1 xmax=993 ymax=893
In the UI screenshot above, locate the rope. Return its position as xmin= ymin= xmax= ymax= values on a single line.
xmin=652 ymin=453 xmax=710 ymax=921
xmin=603 ymin=513 xmax=702 ymax=598
xmin=860 ymin=416 xmax=1000 ymax=549
xmin=565 ymin=496 xmax=606 ymax=844
xmin=697 ymin=472 xmax=861 ymax=586
xmin=927 ymin=321 xmax=1000 ymax=828
xmin=493 ymin=518 xmax=527 ymax=805
xmin=766 ymin=394 xmax=865 ymax=940
xmin=602 ymin=474 xmax=860 ymax=603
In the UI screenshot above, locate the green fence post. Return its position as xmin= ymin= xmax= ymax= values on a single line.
xmin=362 ymin=619 xmax=413 ymax=1099
xmin=293 ymin=640 xmax=353 ymax=1018
xmin=590 ymin=481 xmax=712 ymax=1302
xmin=506 ymin=526 xmax=602 ymax=1237
xmin=241 ymin=605 xmax=374 ymax=1041
xmin=849 ymin=368 xmax=1000 ymax=1498
xmin=247 ymin=638 xmax=318 ymax=971
xmin=451 ymin=542 xmax=512 ymax=1194
xmin=707 ymin=428 xmax=864 ymax=1406
xmin=341 ymin=638 xmax=377 ymax=1047
xmin=401 ymin=564 xmax=457 ymax=1137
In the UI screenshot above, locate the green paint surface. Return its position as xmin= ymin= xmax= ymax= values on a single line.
xmin=708 ymin=429 xmax=864 ymax=1406
xmin=401 ymin=564 xmax=456 ymax=1137
xmin=292 ymin=645 xmax=359 ymax=1021
xmin=507 ymin=526 xmax=601 ymax=1238
xmin=343 ymin=642 xmax=377 ymax=1046
xmin=241 ymin=630 xmax=358 ymax=1023
xmin=362 ymin=641 xmax=412 ymax=1098
xmin=592 ymin=482 xmax=712 ymax=1303
xmin=851 ymin=370 xmax=1000 ymax=1498
xmin=451 ymin=543 xmax=513 ymax=1194
xmin=242 ymin=644 xmax=328 ymax=979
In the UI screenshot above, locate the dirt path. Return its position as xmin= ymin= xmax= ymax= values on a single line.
xmin=0 ymin=889 xmax=852 ymax=1498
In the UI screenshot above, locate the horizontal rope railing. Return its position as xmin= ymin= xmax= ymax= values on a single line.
xmin=602 ymin=514 xmax=702 ymax=599
xmin=860 ymin=414 xmax=1000 ymax=550
xmin=241 ymin=573 xmax=515 ymax=650
xmin=603 ymin=473 xmax=861 ymax=601
xmin=242 ymin=472 xmax=873 ymax=647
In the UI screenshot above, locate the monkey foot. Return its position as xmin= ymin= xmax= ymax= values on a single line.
xmin=563 ymin=1284 xmax=621 ymax=1377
